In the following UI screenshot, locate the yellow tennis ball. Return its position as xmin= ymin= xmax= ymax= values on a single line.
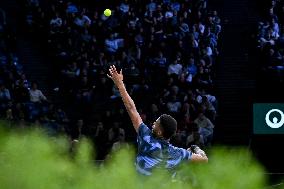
xmin=104 ymin=9 xmax=111 ymax=17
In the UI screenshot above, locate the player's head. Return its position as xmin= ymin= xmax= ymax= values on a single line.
xmin=152 ymin=114 xmax=177 ymax=140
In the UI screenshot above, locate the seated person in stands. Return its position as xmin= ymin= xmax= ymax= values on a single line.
xmin=105 ymin=34 xmax=124 ymax=53
xmin=29 ymin=82 xmax=47 ymax=103
xmin=0 ymin=82 xmax=11 ymax=114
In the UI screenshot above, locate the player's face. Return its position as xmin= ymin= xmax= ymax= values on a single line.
xmin=152 ymin=118 xmax=162 ymax=138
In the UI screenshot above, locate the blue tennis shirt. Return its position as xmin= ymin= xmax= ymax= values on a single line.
xmin=136 ymin=123 xmax=192 ymax=175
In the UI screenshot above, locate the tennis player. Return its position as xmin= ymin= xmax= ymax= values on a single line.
xmin=107 ymin=65 xmax=208 ymax=176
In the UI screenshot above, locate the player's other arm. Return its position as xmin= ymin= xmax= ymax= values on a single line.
xmin=188 ymin=145 xmax=208 ymax=162
xmin=107 ymin=65 xmax=142 ymax=132
xmin=191 ymin=153 xmax=208 ymax=162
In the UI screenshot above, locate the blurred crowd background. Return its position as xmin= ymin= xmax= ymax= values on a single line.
xmin=1 ymin=0 xmax=221 ymax=160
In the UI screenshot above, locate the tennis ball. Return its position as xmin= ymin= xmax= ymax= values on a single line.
xmin=104 ymin=9 xmax=111 ymax=17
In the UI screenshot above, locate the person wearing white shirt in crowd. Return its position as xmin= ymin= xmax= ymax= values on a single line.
xmin=29 ymin=82 xmax=47 ymax=103
xmin=168 ymin=59 xmax=183 ymax=76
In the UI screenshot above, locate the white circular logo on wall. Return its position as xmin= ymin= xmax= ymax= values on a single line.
xmin=265 ymin=109 xmax=284 ymax=128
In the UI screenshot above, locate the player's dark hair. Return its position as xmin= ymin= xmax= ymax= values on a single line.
xmin=159 ymin=114 xmax=177 ymax=139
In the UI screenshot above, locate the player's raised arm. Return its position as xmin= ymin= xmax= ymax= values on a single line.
xmin=107 ymin=65 xmax=142 ymax=132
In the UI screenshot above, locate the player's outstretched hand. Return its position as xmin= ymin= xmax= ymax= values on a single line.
xmin=107 ymin=65 xmax=123 ymax=86
xmin=188 ymin=145 xmax=207 ymax=157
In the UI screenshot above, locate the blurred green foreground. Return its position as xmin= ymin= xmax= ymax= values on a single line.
xmin=0 ymin=123 xmax=270 ymax=189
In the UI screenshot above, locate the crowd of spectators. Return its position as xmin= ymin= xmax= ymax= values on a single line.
xmin=256 ymin=0 xmax=284 ymax=79
xmin=22 ymin=0 xmax=221 ymax=159
xmin=0 ymin=11 xmax=69 ymax=135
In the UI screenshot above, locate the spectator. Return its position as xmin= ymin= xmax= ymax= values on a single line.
xmin=154 ymin=51 xmax=167 ymax=68
xmin=50 ymin=13 xmax=63 ymax=33
xmin=111 ymin=132 xmax=129 ymax=152
xmin=105 ymin=34 xmax=124 ymax=53
xmin=196 ymin=88 xmax=217 ymax=106
xmin=185 ymin=58 xmax=198 ymax=83
xmin=74 ymin=13 xmax=91 ymax=28
xmin=168 ymin=59 xmax=183 ymax=76
xmin=200 ymin=95 xmax=216 ymax=121
xmin=75 ymin=76 xmax=93 ymax=104
xmin=66 ymin=3 xmax=78 ymax=14
xmin=94 ymin=121 xmax=108 ymax=159
xmin=166 ymin=95 xmax=182 ymax=114
xmin=186 ymin=123 xmax=205 ymax=148
xmin=108 ymin=121 xmax=125 ymax=144
xmin=120 ymin=0 xmax=130 ymax=14
xmin=29 ymin=82 xmax=47 ymax=103
xmin=0 ymin=82 xmax=11 ymax=114
xmin=15 ymin=73 xmax=29 ymax=89
xmin=13 ymin=81 xmax=30 ymax=103
xmin=194 ymin=111 xmax=214 ymax=146
xmin=124 ymin=63 xmax=140 ymax=78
